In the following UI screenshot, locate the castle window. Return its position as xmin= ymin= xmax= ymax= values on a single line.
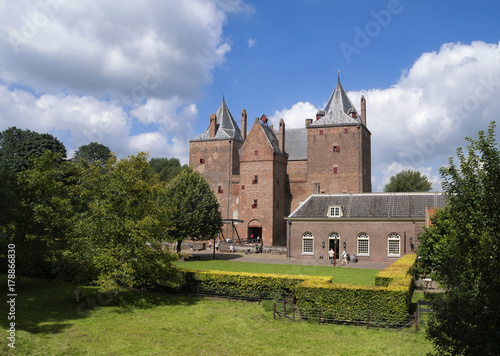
xmin=199 ymin=158 xmax=205 ymax=164
xmin=241 ymin=185 xmax=245 ymax=190
xmin=357 ymin=233 xmax=369 ymax=255
xmin=314 ymin=183 xmax=320 ymax=194
xmin=252 ymin=200 xmax=258 ymax=208
xmin=344 ymin=128 xmax=349 ymax=134
xmin=218 ymin=186 xmax=223 ymax=194
xmin=333 ymin=167 xmax=338 ymax=174
xmin=254 ymin=150 xmax=259 ymax=155
xmin=328 ymin=206 xmax=342 ymax=217
xmin=302 ymin=232 xmax=314 ymax=254
xmin=252 ymin=175 xmax=258 ymax=184
xmin=333 ymin=145 xmax=340 ymax=153
xmin=388 ymin=233 xmax=401 ymax=256
xmin=319 ymin=130 xmax=324 ymax=135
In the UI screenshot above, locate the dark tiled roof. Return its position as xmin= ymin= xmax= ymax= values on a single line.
xmin=191 ymin=98 xmax=243 ymax=142
xmin=289 ymin=193 xmax=447 ymax=219
xmin=275 ymin=127 xmax=307 ymax=160
xmin=261 ymin=121 xmax=283 ymax=154
xmin=309 ymin=79 xmax=364 ymax=128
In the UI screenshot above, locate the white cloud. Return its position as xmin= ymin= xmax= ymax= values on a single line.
xmin=268 ymin=101 xmax=318 ymax=128
xmin=0 ymin=1 xmax=250 ymax=163
xmin=248 ymin=38 xmax=256 ymax=48
xmin=268 ymin=41 xmax=500 ymax=191
xmin=0 ymin=0 xmax=245 ymax=102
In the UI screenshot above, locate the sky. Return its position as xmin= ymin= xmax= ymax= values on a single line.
xmin=0 ymin=0 xmax=499 ymax=191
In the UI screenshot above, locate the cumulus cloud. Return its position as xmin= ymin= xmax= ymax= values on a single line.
xmin=269 ymin=41 xmax=500 ymax=191
xmin=248 ymin=38 xmax=256 ymax=48
xmin=0 ymin=0 xmax=251 ymax=162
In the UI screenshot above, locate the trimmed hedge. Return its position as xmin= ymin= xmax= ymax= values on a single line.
xmin=171 ymin=255 xmax=416 ymax=325
xmin=178 ymin=269 xmax=331 ymax=300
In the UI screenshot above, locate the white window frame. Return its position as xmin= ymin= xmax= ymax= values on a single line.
xmin=388 ymin=233 xmax=401 ymax=256
xmin=357 ymin=233 xmax=369 ymax=256
xmin=302 ymin=232 xmax=314 ymax=255
xmin=328 ymin=206 xmax=342 ymax=217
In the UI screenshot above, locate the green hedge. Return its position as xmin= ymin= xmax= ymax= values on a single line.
xmin=171 ymin=255 xmax=416 ymax=325
xmin=178 ymin=269 xmax=330 ymax=300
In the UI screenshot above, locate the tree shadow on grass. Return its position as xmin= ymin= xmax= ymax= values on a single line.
xmin=0 ymin=274 xmax=202 ymax=335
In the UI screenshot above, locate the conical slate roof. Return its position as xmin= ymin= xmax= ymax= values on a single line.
xmin=309 ymin=79 xmax=363 ymax=128
xmin=191 ymin=97 xmax=243 ymax=142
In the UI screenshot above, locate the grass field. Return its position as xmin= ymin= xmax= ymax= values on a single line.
xmin=174 ymin=260 xmax=380 ymax=286
xmin=0 ymin=275 xmax=435 ymax=355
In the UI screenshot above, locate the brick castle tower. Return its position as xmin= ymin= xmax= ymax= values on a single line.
xmin=189 ymin=80 xmax=371 ymax=247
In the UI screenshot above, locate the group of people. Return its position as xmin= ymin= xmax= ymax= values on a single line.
xmin=329 ymin=248 xmax=348 ymax=265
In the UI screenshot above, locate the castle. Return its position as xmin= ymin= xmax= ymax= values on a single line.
xmin=189 ymin=79 xmax=372 ymax=248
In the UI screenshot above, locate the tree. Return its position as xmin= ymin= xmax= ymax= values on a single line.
xmin=416 ymin=122 xmax=500 ymax=355
xmin=0 ymin=127 xmax=66 ymax=172
xmin=383 ymin=169 xmax=432 ymax=192
xmin=164 ymin=168 xmax=223 ymax=253
xmin=68 ymin=152 xmax=180 ymax=291
xmin=4 ymin=151 xmax=73 ymax=277
xmin=73 ymin=142 xmax=111 ymax=166
xmin=149 ymin=157 xmax=187 ymax=183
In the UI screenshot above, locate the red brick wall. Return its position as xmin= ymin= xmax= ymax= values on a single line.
xmin=306 ymin=125 xmax=371 ymax=194
xmin=288 ymin=220 xmax=421 ymax=262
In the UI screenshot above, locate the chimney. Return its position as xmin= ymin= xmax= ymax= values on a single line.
xmin=241 ymin=109 xmax=247 ymax=140
xmin=279 ymin=118 xmax=285 ymax=153
xmin=209 ymin=113 xmax=217 ymax=138
xmin=361 ymin=95 xmax=366 ymax=126
xmin=305 ymin=118 xmax=313 ymax=128
xmin=260 ymin=114 xmax=268 ymax=124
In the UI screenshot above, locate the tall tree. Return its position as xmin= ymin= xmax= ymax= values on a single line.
xmin=383 ymin=169 xmax=432 ymax=192
xmin=5 ymin=151 xmax=72 ymax=277
xmin=149 ymin=157 xmax=187 ymax=183
xmin=69 ymin=152 xmax=180 ymax=291
xmin=0 ymin=127 xmax=66 ymax=172
xmin=416 ymin=122 xmax=500 ymax=355
xmin=73 ymin=142 xmax=111 ymax=166
xmin=164 ymin=168 xmax=223 ymax=253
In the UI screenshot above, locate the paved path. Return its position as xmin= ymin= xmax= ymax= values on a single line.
xmin=182 ymin=249 xmax=392 ymax=270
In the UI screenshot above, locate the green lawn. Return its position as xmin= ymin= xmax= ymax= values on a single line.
xmin=175 ymin=260 xmax=380 ymax=286
xmin=1 ymin=276 xmax=435 ymax=355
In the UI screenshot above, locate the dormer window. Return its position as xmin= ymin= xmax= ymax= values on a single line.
xmin=328 ymin=206 xmax=342 ymax=217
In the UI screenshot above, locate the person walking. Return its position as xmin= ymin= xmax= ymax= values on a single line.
xmin=342 ymin=249 xmax=347 ymax=265
xmin=328 ymin=248 xmax=335 ymax=264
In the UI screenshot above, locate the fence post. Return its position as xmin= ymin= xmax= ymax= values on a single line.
xmin=258 ymin=291 xmax=261 ymax=305
xmin=228 ymin=288 xmax=230 ymax=302
xmin=291 ymin=293 xmax=295 ymax=321
xmin=366 ymin=310 xmax=370 ymax=329
xmin=196 ymin=285 xmax=199 ymax=297
xmin=318 ymin=307 xmax=322 ymax=325
xmin=414 ymin=311 xmax=418 ymax=331
xmin=273 ymin=303 xmax=276 ymax=319
xmin=284 ymin=297 xmax=287 ymax=314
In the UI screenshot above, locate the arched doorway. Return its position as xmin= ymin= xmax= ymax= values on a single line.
xmin=328 ymin=232 xmax=340 ymax=260
xmin=248 ymin=220 xmax=262 ymax=244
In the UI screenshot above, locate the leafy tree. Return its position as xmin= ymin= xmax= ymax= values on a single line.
xmin=73 ymin=142 xmax=112 ymax=166
xmin=68 ymin=152 xmax=180 ymax=291
xmin=164 ymin=168 xmax=223 ymax=253
xmin=150 ymin=157 xmax=187 ymax=183
xmin=383 ymin=169 xmax=432 ymax=192
xmin=3 ymin=151 xmax=73 ymax=277
xmin=0 ymin=127 xmax=66 ymax=172
xmin=416 ymin=122 xmax=500 ymax=355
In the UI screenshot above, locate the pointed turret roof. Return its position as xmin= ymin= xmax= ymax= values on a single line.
xmin=191 ymin=97 xmax=243 ymax=142
xmin=309 ymin=79 xmax=363 ymax=128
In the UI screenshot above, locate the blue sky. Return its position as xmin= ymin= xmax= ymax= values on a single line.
xmin=1 ymin=0 xmax=499 ymax=191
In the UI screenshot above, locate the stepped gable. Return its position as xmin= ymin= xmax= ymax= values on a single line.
xmin=290 ymin=193 xmax=447 ymax=219
xmin=309 ymin=78 xmax=363 ymax=128
xmin=191 ymin=97 xmax=243 ymax=142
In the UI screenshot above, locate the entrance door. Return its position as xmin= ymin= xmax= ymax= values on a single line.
xmin=328 ymin=233 xmax=340 ymax=259
xmin=248 ymin=226 xmax=262 ymax=243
